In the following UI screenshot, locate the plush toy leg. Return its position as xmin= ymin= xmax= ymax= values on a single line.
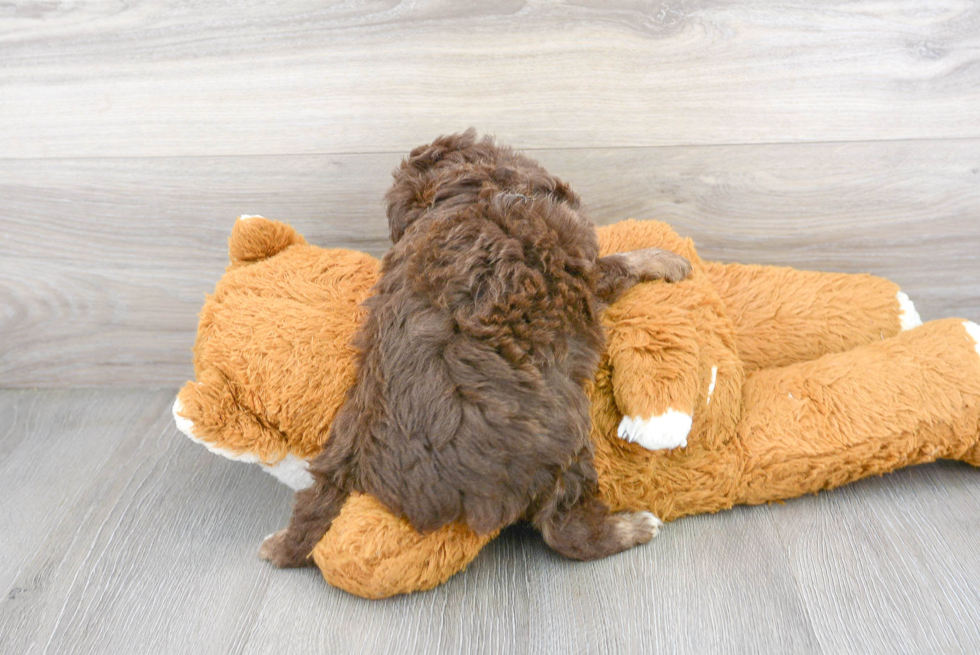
xmin=311 ymin=493 xmax=496 ymax=599
xmin=736 ymin=319 xmax=980 ymax=507
xmin=598 ymin=220 xmax=704 ymax=450
xmin=174 ymin=371 xmax=313 ymax=490
xmin=595 ymin=219 xmax=918 ymax=372
xmin=604 ymin=299 xmax=701 ymax=450
xmin=703 ymin=262 xmax=919 ymax=374
xmin=602 ymin=260 xmax=743 ymax=452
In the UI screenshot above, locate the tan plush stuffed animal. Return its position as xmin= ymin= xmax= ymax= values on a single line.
xmin=174 ymin=216 xmax=980 ymax=599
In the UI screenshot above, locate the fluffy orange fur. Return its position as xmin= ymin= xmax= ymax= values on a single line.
xmin=176 ymin=216 xmax=980 ymax=598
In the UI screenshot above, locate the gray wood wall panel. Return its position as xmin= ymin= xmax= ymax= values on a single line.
xmin=1 ymin=390 xmax=978 ymax=654
xmin=2 ymin=140 xmax=978 ymax=387
xmin=2 ymin=1 xmax=979 ymax=158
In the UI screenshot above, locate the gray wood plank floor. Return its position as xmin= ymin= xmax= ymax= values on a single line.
xmin=1 ymin=389 xmax=979 ymax=654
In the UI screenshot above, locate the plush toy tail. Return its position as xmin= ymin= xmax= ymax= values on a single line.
xmin=228 ymin=215 xmax=306 ymax=267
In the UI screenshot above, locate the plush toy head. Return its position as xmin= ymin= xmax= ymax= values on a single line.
xmin=173 ymin=217 xmax=377 ymax=488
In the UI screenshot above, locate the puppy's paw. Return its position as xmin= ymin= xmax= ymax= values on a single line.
xmin=621 ymin=248 xmax=692 ymax=283
xmin=613 ymin=510 xmax=663 ymax=548
xmin=618 ymin=411 xmax=692 ymax=450
xmin=259 ymin=529 xmax=311 ymax=568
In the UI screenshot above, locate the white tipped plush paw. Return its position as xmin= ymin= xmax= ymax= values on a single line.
xmin=618 ymin=410 xmax=692 ymax=450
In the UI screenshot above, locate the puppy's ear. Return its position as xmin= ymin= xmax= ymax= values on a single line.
xmin=385 ymin=129 xmax=482 ymax=243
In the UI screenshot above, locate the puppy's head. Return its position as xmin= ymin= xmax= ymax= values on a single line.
xmin=385 ymin=129 xmax=582 ymax=243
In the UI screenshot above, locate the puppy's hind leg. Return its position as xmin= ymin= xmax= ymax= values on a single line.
xmin=259 ymin=480 xmax=350 ymax=568
xmin=260 ymin=409 xmax=360 ymax=567
xmin=533 ymin=461 xmax=662 ymax=561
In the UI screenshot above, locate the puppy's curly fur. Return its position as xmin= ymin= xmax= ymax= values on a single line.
xmin=260 ymin=130 xmax=689 ymax=567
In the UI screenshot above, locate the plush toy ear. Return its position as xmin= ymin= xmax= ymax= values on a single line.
xmin=228 ymin=215 xmax=306 ymax=267
xmin=312 ymin=493 xmax=497 ymax=599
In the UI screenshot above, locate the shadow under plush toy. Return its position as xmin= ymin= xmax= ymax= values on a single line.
xmin=174 ymin=215 xmax=980 ymax=599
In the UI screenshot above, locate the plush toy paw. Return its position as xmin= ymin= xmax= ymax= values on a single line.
xmin=259 ymin=454 xmax=314 ymax=491
xmin=613 ymin=511 xmax=663 ymax=547
xmin=617 ymin=410 xmax=693 ymax=450
xmin=173 ymin=397 xmax=261 ymax=464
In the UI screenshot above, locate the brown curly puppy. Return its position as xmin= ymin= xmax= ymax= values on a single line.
xmin=260 ymin=130 xmax=690 ymax=567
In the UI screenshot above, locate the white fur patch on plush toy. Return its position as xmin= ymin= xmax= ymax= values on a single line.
xmin=173 ymin=397 xmax=260 ymax=464
xmin=706 ymin=366 xmax=718 ymax=405
xmin=172 ymin=397 xmax=313 ymax=490
xmin=964 ymin=321 xmax=980 ymax=357
xmin=260 ymin=455 xmax=313 ymax=491
xmin=618 ymin=410 xmax=693 ymax=450
xmin=897 ymin=292 xmax=922 ymax=331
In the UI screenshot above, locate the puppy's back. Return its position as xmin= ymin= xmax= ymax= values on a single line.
xmin=348 ymin=193 xmax=605 ymax=534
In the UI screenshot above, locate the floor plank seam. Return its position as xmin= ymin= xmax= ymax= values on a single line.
xmin=2 ymin=134 xmax=979 ymax=163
